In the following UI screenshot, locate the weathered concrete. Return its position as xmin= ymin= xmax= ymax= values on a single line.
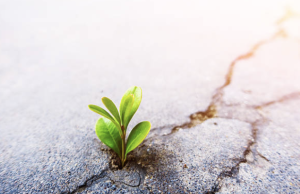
xmin=1 ymin=0 xmax=300 ymax=193
xmin=72 ymin=118 xmax=251 ymax=193
xmin=219 ymin=99 xmax=300 ymax=193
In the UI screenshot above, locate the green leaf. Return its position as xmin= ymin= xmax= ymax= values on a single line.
xmin=126 ymin=121 xmax=151 ymax=156
xmin=88 ymin=104 xmax=115 ymax=121
xmin=102 ymin=97 xmax=121 ymax=124
xmin=119 ymin=86 xmax=142 ymax=129
xmin=88 ymin=104 xmax=122 ymax=136
xmin=95 ymin=118 xmax=122 ymax=158
xmin=120 ymin=94 xmax=134 ymax=128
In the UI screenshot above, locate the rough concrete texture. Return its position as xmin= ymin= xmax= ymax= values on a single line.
xmin=1 ymin=0 xmax=300 ymax=193
xmin=67 ymin=118 xmax=251 ymax=194
xmin=219 ymin=99 xmax=300 ymax=193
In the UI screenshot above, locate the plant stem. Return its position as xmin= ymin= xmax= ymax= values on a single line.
xmin=121 ymin=125 xmax=125 ymax=167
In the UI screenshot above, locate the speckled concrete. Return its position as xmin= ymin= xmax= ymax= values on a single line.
xmin=219 ymin=99 xmax=300 ymax=193
xmin=1 ymin=0 xmax=300 ymax=193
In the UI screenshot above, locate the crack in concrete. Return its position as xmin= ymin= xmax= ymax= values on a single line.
xmin=71 ymin=8 xmax=299 ymax=194
xmin=68 ymin=169 xmax=108 ymax=194
xmin=141 ymin=8 xmax=298 ymax=193
xmin=218 ymin=91 xmax=300 ymax=110
xmin=150 ymin=124 xmax=177 ymax=135
xmin=204 ymin=89 xmax=300 ymax=193
xmin=104 ymin=173 xmax=141 ymax=188
xmin=166 ymin=30 xmax=284 ymax=136
xmin=276 ymin=8 xmax=300 ymax=26
xmin=150 ymin=8 xmax=300 ymax=193
xmin=168 ymin=5 xmax=300 ymax=137
xmin=254 ymin=91 xmax=300 ymax=109
xmin=67 ymin=167 xmax=144 ymax=194
xmin=202 ymin=9 xmax=298 ymax=193
xmin=204 ymin=122 xmax=259 ymax=194
xmin=257 ymin=151 xmax=270 ymax=162
xmin=170 ymin=104 xmax=217 ymax=134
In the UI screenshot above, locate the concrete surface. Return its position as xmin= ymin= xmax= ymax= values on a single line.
xmin=1 ymin=0 xmax=300 ymax=193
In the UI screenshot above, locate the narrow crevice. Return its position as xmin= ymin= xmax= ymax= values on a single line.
xmin=162 ymin=9 xmax=295 ymax=193
xmin=105 ymin=163 xmax=146 ymax=189
xmin=71 ymin=9 xmax=297 ymax=194
xmin=204 ymin=89 xmax=300 ymax=193
xmin=276 ymin=8 xmax=299 ymax=25
xmin=150 ymin=124 xmax=177 ymax=133
xmin=170 ymin=104 xmax=217 ymax=134
xmin=254 ymin=91 xmax=300 ymax=109
xmin=257 ymin=152 xmax=270 ymax=162
xmin=104 ymin=173 xmax=141 ymax=188
xmin=68 ymin=167 xmax=144 ymax=194
xmin=209 ymin=29 xmax=284 ymax=105
xmin=204 ymin=122 xmax=259 ymax=193
xmin=219 ymin=91 xmax=300 ymax=111
xmin=219 ymin=30 xmax=283 ymax=91
xmin=165 ymin=30 xmax=284 ymax=137
xmin=167 ymin=7 xmax=296 ymax=137
xmin=148 ymin=124 xmax=178 ymax=137
xmin=68 ymin=169 xmax=108 ymax=194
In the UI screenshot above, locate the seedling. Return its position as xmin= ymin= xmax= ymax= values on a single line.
xmin=88 ymin=86 xmax=151 ymax=167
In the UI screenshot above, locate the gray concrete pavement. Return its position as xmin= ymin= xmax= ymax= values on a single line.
xmin=1 ymin=0 xmax=300 ymax=193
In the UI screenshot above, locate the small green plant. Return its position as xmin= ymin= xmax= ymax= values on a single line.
xmin=88 ymin=86 xmax=151 ymax=167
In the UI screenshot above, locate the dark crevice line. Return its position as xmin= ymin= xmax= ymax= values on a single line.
xmin=71 ymin=8 xmax=297 ymax=194
xmin=204 ymin=99 xmax=273 ymax=193
xmin=68 ymin=169 xmax=108 ymax=194
xmin=167 ymin=8 xmax=295 ymax=193
xmin=150 ymin=124 xmax=177 ymax=133
xmin=168 ymin=6 xmax=296 ymax=137
xmin=220 ymin=30 xmax=282 ymax=90
xmin=169 ymin=104 xmax=217 ymax=134
xmin=254 ymin=91 xmax=300 ymax=109
xmin=166 ymin=30 xmax=284 ymax=137
xmin=218 ymin=91 xmax=300 ymax=110
xmin=104 ymin=173 xmax=141 ymax=188
xmin=68 ymin=168 xmax=143 ymax=194
xmin=209 ymin=11 xmax=300 ymax=188
xmin=257 ymin=151 xmax=270 ymax=162
xmin=205 ymin=108 xmax=275 ymax=194
xmin=106 ymin=165 xmax=146 ymax=188
xmin=204 ymin=122 xmax=260 ymax=194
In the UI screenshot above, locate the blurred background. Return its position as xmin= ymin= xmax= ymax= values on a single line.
xmin=1 ymin=0 xmax=299 ymax=129
xmin=1 ymin=0 xmax=300 ymax=193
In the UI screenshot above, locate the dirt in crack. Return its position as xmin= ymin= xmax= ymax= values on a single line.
xmin=163 ymin=8 xmax=296 ymax=193
xmin=68 ymin=166 xmax=143 ymax=193
xmin=204 ymin=122 xmax=259 ymax=194
xmin=168 ymin=29 xmax=284 ymax=136
xmin=69 ymin=170 xmax=107 ymax=194
xmin=69 ymin=8 xmax=298 ymax=194
xmin=170 ymin=104 xmax=217 ymax=133
xmin=254 ymin=91 xmax=300 ymax=109
xmin=204 ymin=89 xmax=300 ymax=193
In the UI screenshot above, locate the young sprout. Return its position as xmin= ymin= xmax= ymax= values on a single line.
xmin=88 ymin=86 xmax=151 ymax=167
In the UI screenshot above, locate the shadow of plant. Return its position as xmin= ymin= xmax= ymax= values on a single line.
xmin=126 ymin=137 xmax=189 ymax=193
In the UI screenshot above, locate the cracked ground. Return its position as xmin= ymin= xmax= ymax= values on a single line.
xmin=1 ymin=0 xmax=300 ymax=193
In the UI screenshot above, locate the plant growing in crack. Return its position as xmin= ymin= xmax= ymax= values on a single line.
xmin=88 ymin=86 xmax=151 ymax=167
